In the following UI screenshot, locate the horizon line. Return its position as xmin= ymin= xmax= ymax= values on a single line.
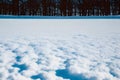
xmin=0 ymin=15 xmax=120 ymax=19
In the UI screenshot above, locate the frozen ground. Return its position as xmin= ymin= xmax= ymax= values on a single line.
xmin=0 ymin=33 xmax=120 ymax=80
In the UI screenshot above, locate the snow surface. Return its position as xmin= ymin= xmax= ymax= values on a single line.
xmin=0 ymin=33 xmax=120 ymax=80
xmin=1 ymin=19 xmax=120 ymax=38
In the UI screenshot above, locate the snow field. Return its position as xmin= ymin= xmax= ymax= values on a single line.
xmin=0 ymin=34 xmax=120 ymax=80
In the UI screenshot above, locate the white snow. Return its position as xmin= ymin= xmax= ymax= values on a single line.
xmin=0 ymin=19 xmax=120 ymax=80
xmin=0 ymin=33 xmax=120 ymax=80
xmin=0 ymin=19 xmax=120 ymax=39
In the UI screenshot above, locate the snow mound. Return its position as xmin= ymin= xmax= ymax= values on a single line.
xmin=0 ymin=34 xmax=120 ymax=80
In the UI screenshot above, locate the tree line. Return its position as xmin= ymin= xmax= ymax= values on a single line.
xmin=0 ymin=0 xmax=120 ymax=16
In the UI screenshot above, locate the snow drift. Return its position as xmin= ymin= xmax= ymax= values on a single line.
xmin=0 ymin=33 xmax=120 ymax=80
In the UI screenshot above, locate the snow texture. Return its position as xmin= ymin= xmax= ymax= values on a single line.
xmin=0 ymin=33 xmax=120 ymax=80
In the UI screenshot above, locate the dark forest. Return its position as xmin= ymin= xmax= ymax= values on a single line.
xmin=0 ymin=0 xmax=120 ymax=16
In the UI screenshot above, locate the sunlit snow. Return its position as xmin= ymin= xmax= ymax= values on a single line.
xmin=0 ymin=33 xmax=120 ymax=80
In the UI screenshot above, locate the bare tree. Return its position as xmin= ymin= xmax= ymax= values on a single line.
xmin=12 ymin=0 xmax=19 ymax=15
xmin=41 ymin=0 xmax=48 ymax=16
xmin=0 ymin=0 xmax=120 ymax=16
xmin=59 ymin=0 xmax=67 ymax=16
xmin=67 ymin=0 xmax=73 ymax=16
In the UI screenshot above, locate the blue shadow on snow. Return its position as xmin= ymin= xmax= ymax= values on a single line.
xmin=0 ymin=15 xmax=120 ymax=19
xmin=12 ymin=63 xmax=28 ymax=73
xmin=31 ymin=74 xmax=45 ymax=80
xmin=56 ymin=69 xmax=97 ymax=80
